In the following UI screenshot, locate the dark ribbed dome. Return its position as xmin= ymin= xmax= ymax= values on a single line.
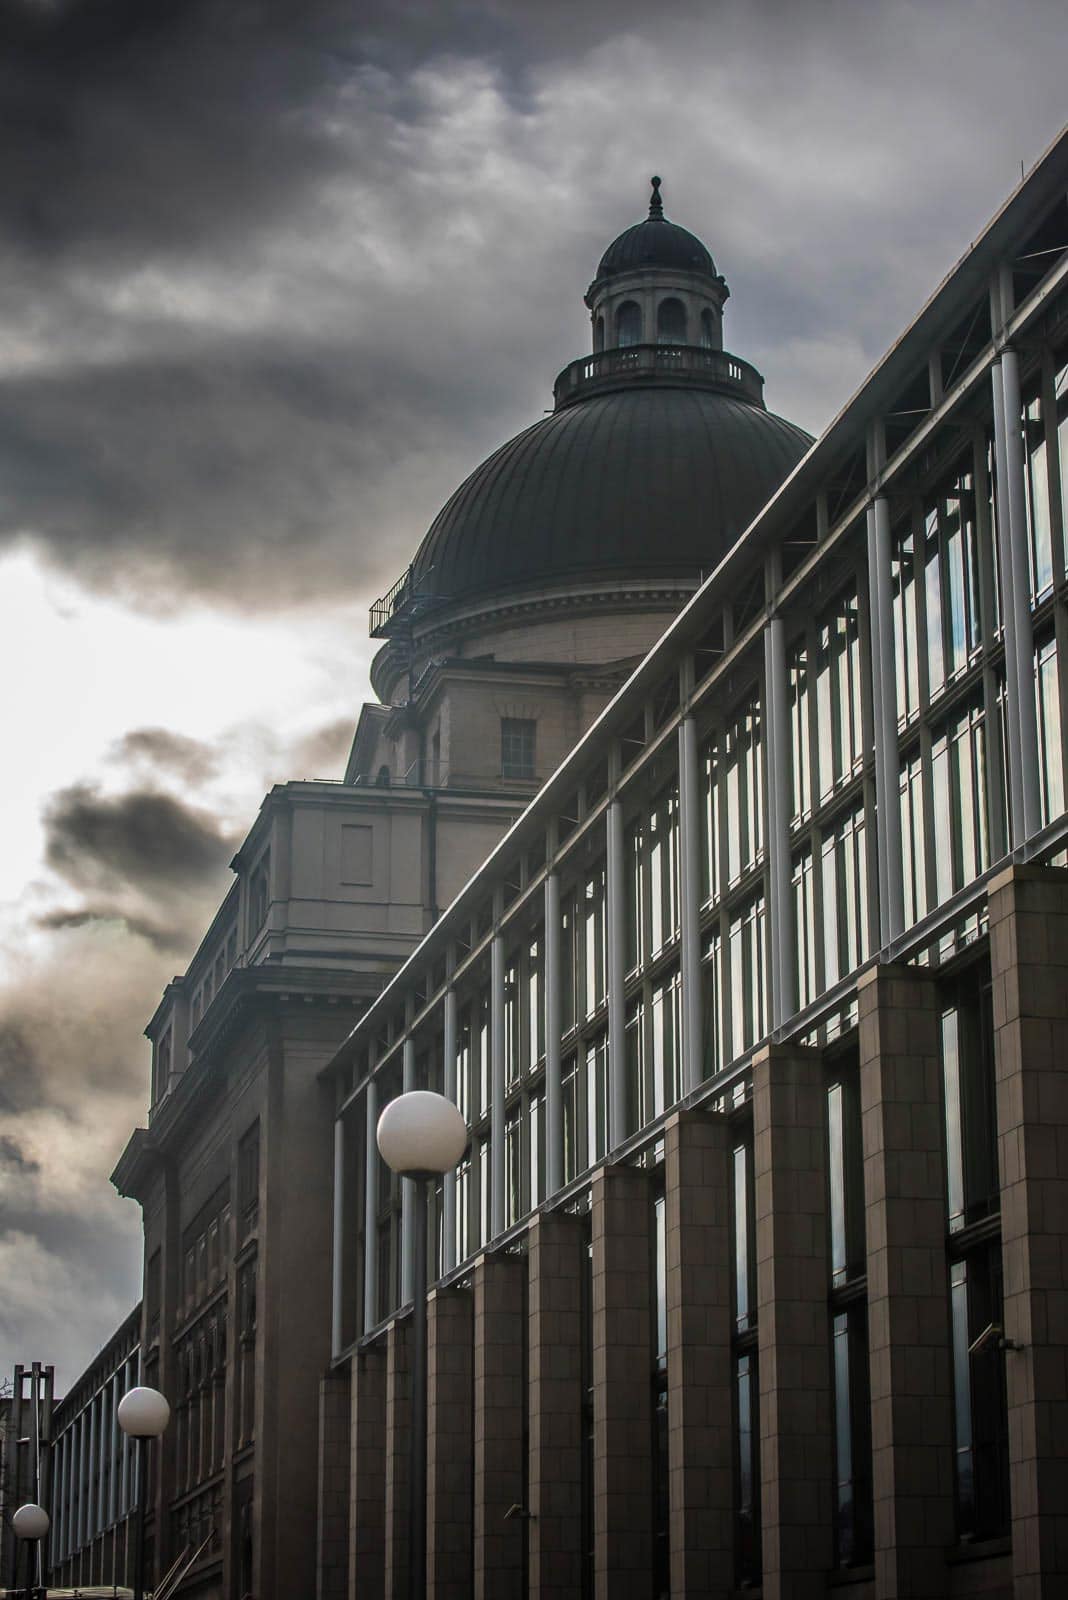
xmin=595 ymin=175 xmax=717 ymax=281
xmin=410 ymin=387 xmax=811 ymax=606
xmin=597 ymin=219 xmax=715 ymax=280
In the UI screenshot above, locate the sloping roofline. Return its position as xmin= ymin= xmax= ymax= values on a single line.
xmin=329 ymin=120 xmax=1068 ymax=1067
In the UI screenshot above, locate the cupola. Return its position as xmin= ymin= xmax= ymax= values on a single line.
xmin=584 ymin=176 xmax=731 ymax=353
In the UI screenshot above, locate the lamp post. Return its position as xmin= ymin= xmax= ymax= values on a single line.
xmin=12 ymin=1503 xmax=49 ymax=1600
xmin=376 ymin=1089 xmax=468 ymax=1600
xmin=117 ymin=1385 xmax=171 ymax=1600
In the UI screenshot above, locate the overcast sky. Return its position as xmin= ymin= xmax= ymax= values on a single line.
xmin=1 ymin=0 xmax=1065 ymax=1388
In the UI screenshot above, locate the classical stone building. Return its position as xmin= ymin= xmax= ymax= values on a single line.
xmin=322 ymin=129 xmax=1068 ymax=1600
xmin=104 ymin=179 xmax=810 ymax=1600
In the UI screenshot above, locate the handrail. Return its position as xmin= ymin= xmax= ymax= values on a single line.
xmin=552 ymin=342 xmax=765 ymax=409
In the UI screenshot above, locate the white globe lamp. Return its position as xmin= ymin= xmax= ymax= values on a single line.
xmin=12 ymin=1503 xmax=49 ymax=1540
xmin=117 ymin=1385 xmax=171 ymax=1438
xmin=377 ymin=1089 xmax=468 ymax=1176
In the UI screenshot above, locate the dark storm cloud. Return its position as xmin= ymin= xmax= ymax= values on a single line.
xmin=0 ymin=0 xmax=1064 ymax=612
xmin=111 ymin=727 xmax=220 ymax=784
xmin=0 ymin=1133 xmax=40 ymax=1174
xmin=44 ymin=783 xmax=236 ymax=891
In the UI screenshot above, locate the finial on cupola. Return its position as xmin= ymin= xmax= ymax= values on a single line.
xmin=649 ymin=175 xmax=664 ymax=218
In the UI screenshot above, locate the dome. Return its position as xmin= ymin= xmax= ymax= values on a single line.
xmin=594 ymin=175 xmax=718 ymax=282
xmin=409 ymin=385 xmax=811 ymax=607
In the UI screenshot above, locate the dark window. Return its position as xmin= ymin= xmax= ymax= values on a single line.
xmin=656 ymin=296 xmax=686 ymax=344
xmin=651 ymin=1191 xmax=669 ymax=1598
xmin=501 ymin=717 xmax=536 ymax=780
xmin=940 ymin=971 xmax=999 ymax=1232
xmin=950 ymin=1245 xmax=1010 ymax=1540
xmin=593 ymin=314 xmax=605 ymax=353
xmin=832 ymin=1305 xmax=874 ymax=1566
xmin=700 ymin=307 xmax=716 ymax=348
xmin=827 ymin=1064 xmax=865 ymax=1284
xmin=735 ymin=1351 xmax=761 ymax=1585
xmin=616 ymin=300 xmax=641 ymax=347
xmin=238 ymin=1121 xmax=260 ymax=1242
xmin=249 ymin=849 xmax=271 ymax=934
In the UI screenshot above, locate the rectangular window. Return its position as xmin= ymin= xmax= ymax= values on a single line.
xmin=585 ymin=1034 xmax=608 ymax=1168
xmin=731 ymin=1138 xmax=755 ymax=1334
xmin=238 ymin=1121 xmax=260 ymax=1241
xmin=793 ymin=845 xmax=817 ymax=1010
xmin=478 ymin=1137 xmax=491 ymax=1247
xmin=651 ymin=1191 xmax=669 ymax=1599
xmin=832 ymin=1306 xmax=874 ymax=1567
xmin=650 ymin=968 xmax=681 ymax=1116
xmin=827 ymin=1070 xmax=864 ymax=1283
xmin=892 ymin=520 xmax=921 ymax=725
xmin=700 ymin=730 xmax=722 ymax=903
xmin=625 ymin=996 xmax=646 ymax=1136
xmin=729 ymin=893 xmax=766 ymax=1057
xmin=900 ymin=752 xmax=927 ymax=928
xmin=821 ymin=804 xmax=868 ymax=987
xmin=788 ymin=640 xmax=812 ymax=822
xmin=561 ymin=897 xmax=578 ymax=1033
xmin=500 ymin=717 xmax=536 ymax=780
xmin=648 ymin=783 xmax=680 ymax=957
xmin=504 ymin=954 xmax=521 ymax=1090
xmin=455 ymin=1155 xmax=470 ymax=1265
xmin=477 ymin=989 xmax=490 ymax=1115
xmin=527 ymin=932 xmax=544 ymax=1067
xmin=931 ymin=699 xmax=988 ymax=904
xmin=735 ymin=1352 xmax=761 ymax=1588
xmin=456 ymin=1006 xmax=472 ymax=1122
xmin=940 ymin=972 xmax=999 ymax=1232
xmin=584 ymin=866 xmax=607 ymax=1016
xmin=1035 ymin=633 xmax=1065 ymax=826
xmin=528 ymin=1092 xmax=544 ymax=1208
xmin=700 ymin=930 xmax=722 ymax=1081
xmin=504 ymin=1107 xmax=521 ymax=1227
xmin=625 ymin=819 xmax=644 ymax=971
xmin=562 ymin=1056 xmax=579 ymax=1184
xmin=950 ymin=1247 xmax=1010 ymax=1540
xmin=815 ymin=588 xmax=864 ymax=799
xmin=725 ymin=695 xmax=763 ymax=884
xmin=1023 ymin=389 xmax=1055 ymax=600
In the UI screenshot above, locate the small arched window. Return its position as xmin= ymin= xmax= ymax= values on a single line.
xmin=701 ymin=308 xmax=717 ymax=349
xmin=616 ymin=301 xmax=642 ymax=348
xmin=594 ymin=315 xmax=605 ymax=353
xmin=657 ymin=298 xmax=687 ymax=344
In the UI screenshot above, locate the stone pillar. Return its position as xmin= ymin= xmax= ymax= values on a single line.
xmin=317 ymin=1369 xmax=351 ymax=1600
xmin=384 ymin=1319 xmax=410 ymax=1600
xmin=663 ymin=1109 xmax=734 ymax=1598
xmin=858 ymin=965 xmax=954 ymax=1600
xmin=528 ymin=1211 xmax=585 ymax=1597
xmin=426 ymin=1287 xmax=473 ymax=1600
xmin=349 ymin=1343 xmax=386 ymax=1600
xmin=752 ymin=1044 xmax=832 ymax=1599
xmin=472 ymin=1253 xmax=525 ymax=1600
xmin=989 ymin=864 xmax=1068 ymax=1600
xmin=591 ymin=1163 xmax=653 ymax=1597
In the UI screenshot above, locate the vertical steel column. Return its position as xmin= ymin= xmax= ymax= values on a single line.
xmin=109 ymin=1371 xmax=120 ymax=1527
xmin=121 ymin=1363 xmax=132 ymax=1516
xmin=442 ymin=985 xmax=458 ymax=1273
xmin=364 ymin=1074 xmax=379 ymax=1331
xmin=867 ymin=496 xmax=905 ymax=945
xmin=677 ymin=716 xmax=703 ymax=1093
xmin=764 ymin=618 xmax=794 ymax=1030
xmin=96 ymin=1388 xmax=107 ymax=1535
xmin=606 ymin=800 xmax=627 ymax=1148
xmin=992 ymin=360 xmax=1028 ymax=843
xmin=1000 ymin=349 xmax=1043 ymax=842
xmin=331 ymin=1114 xmax=345 ymax=1359
xmin=490 ymin=932 xmax=506 ymax=1238
xmin=88 ymin=1395 xmax=99 ymax=1545
xmin=78 ymin=1405 xmax=89 ymax=1551
xmin=544 ymin=871 xmax=563 ymax=1196
xmin=401 ymin=1037 xmax=416 ymax=1303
